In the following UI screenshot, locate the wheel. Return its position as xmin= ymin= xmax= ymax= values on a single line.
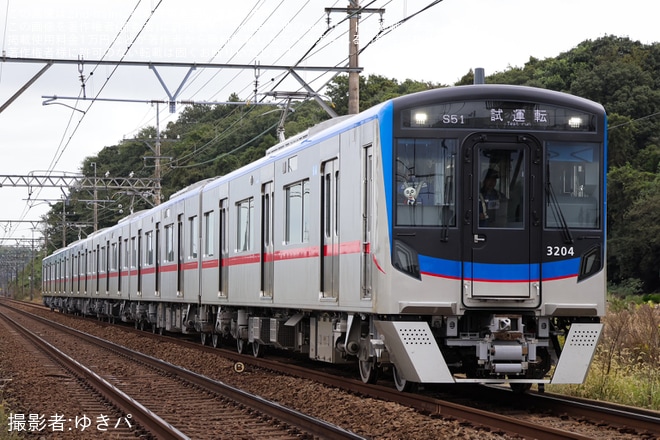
xmin=200 ymin=332 xmax=208 ymax=346
xmin=359 ymin=358 xmax=379 ymax=384
xmin=211 ymin=334 xmax=219 ymax=348
xmin=252 ymin=341 xmax=265 ymax=358
xmin=392 ymin=364 xmax=415 ymax=392
xmin=236 ymin=338 xmax=248 ymax=354
xmin=510 ymin=383 xmax=532 ymax=394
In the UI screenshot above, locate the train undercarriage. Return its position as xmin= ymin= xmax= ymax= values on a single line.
xmin=44 ymin=296 xmax=601 ymax=392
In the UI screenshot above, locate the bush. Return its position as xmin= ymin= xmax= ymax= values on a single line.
xmin=549 ymin=297 xmax=660 ymax=410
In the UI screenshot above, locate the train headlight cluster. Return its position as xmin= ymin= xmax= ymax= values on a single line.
xmin=568 ymin=116 xmax=583 ymax=128
xmin=414 ymin=112 xmax=428 ymax=126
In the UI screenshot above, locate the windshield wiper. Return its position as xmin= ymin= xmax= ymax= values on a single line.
xmin=546 ymin=181 xmax=574 ymax=244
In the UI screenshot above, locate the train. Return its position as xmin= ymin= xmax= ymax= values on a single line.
xmin=43 ymin=84 xmax=607 ymax=392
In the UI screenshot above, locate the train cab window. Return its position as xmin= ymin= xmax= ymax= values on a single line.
xmin=395 ymin=138 xmax=457 ymax=227
xmin=546 ymin=142 xmax=601 ymax=229
xmin=477 ymin=147 xmax=526 ymax=229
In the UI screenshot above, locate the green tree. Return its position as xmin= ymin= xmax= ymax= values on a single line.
xmin=607 ymin=165 xmax=658 ymax=289
xmin=326 ymin=74 xmax=443 ymax=115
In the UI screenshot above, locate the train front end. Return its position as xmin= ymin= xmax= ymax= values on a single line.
xmin=367 ymin=85 xmax=606 ymax=390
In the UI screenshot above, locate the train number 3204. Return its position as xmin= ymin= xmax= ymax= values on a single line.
xmin=546 ymin=246 xmax=575 ymax=257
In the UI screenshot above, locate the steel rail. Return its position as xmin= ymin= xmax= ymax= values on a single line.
xmin=5 ymin=303 xmax=367 ymax=440
xmin=0 ymin=309 xmax=189 ymax=440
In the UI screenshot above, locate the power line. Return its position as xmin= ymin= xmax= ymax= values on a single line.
xmin=609 ymin=111 xmax=660 ymax=130
xmin=3 ymin=1 xmax=164 ymax=242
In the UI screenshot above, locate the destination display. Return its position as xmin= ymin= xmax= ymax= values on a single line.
xmin=402 ymin=100 xmax=597 ymax=132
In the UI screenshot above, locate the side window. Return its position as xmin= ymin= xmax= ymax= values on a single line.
xmin=236 ymin=198 xmax=254 ymax=252
xmin=123 ymin=239 xmax=129 ymax=269
xmin=111 ymin=243 xmax=118 ymax=270
xmin=165 ymin=224 xmax=175 ymax=262
xmin=285 ymin=180 xmax=310 ymax=244
xmin=145 ymin=231 xmax=154 ymax=265
xmin=395 ymin=138 xmax=457 ymax=226
xmin=204 ymin=211 xmax=215 ymax=256
xmin=130 ymin=238 xmax=137 ymax=268
xmin=189 ymin=216 xmax=198 ymax=258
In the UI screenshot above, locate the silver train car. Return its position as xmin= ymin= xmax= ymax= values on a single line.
xmin=43 ymin=85 xmax=607 ymax=391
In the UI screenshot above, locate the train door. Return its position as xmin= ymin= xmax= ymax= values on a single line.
xmin=117 ymin=239 xmax=122 ymax=294
xmin=361 ymin=145 xmax=373 ymax=300
xmin=95 ymin=245 xmax=100 ymax=294
xmin=155 ymin=224 xmax=161 ymax=295
xmin=219 ymin=198 xmax=228 ymax=297
xmin=261 ymin=182 xmax=274 ymax=299
xmin=136 ymin=233 xmax=142 ymax=294
xmin=321 ymin=158 xmax=339 ymax=300
xmin=462 ymin=134 xmax=541 ymax=299
xmin=177 ymin=215 xmax=183 ymax=294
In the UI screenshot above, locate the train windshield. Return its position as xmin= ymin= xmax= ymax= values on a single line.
xmin=546 ymin=141 xmax=601 ymax=229
xmin=395 ymin=138 xmax=457 ymax=226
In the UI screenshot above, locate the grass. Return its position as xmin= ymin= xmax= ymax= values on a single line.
xmin=548 ymin=298 xmax=660 ymax=411
xmin=0 ymin=402 xmax=23 ymax=440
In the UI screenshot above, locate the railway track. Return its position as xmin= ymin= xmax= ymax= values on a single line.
xmin=4 ymin=299 xmax=660 ymax=439
xmin=0 ymin=314 xmax=140 ymax=439
xmin=0 ymin=303 xmax=366 ymax=439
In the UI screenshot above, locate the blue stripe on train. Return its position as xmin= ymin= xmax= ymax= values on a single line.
xmin=419 ymin=255 xmax=580 ymax=282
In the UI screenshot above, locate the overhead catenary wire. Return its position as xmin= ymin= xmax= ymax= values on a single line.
xmin=180 ymin=0 xmax=271 ymax=100
xmin=184 ymin=0 xmax=322 ymax=102
xmin=159 ymin=1 xmax=336 ymax=171
xmin=6 ymin=1 xmax=447 ymax=242
xmin=358 ymin=0 xmax=445 ymax=56
xmin=0 ymin=0 xmax=10 ymax=81
xmin=165 ymin=105 xmax=264 ymax=168
xmin=44 ymin=0 xmax=152 ymax=176
xmin=6 ymin=0 xmax=164 ymax=241
xmin=113 ymin=0 xmax=360 ymax=174
xmin=167 ymin=119 xmax=281 ymax=170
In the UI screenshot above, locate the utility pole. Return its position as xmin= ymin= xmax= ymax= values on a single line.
xmin=348 ymin=0 xmax=360 ymax=115
xmin=30 ymin=228 xmax=35 ymax=301
xmin=326 ymin=2 xmax=385 ymax=114
xmin=154 ymin=103 xmax=162 ymax=205
xmin=140 ymin=102 xmax=170 ymax=206
xmin=92 ymin=162 xmax=98 ymax=231
xmin=62 ymin=198 xmax=67 ymax=247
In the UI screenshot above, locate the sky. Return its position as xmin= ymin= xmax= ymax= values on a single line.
xmin=0 ymin=0 xmax=658 ymax=245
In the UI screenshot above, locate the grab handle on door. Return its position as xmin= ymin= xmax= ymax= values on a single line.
xmin=473 ymin=234 xmax=486 ymax=243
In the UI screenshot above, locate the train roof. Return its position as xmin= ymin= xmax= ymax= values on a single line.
xmin=168 ymin=176 xmax=221 ymax=200
xmin=391 ymin=84 xmax=606 ymax=114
